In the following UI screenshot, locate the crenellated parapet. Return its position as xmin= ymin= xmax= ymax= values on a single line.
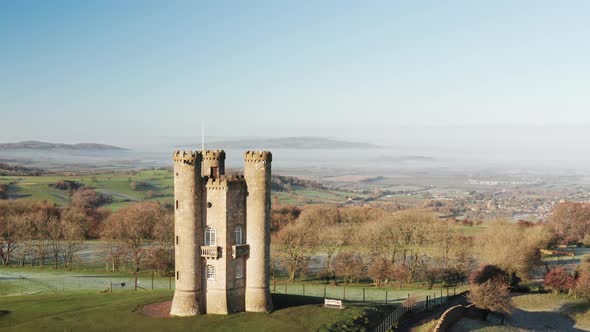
xmin=202 ymin=149 xmax=226 ymax=161
xmin=244 ymin=151 xmax=272 ymax=163
xmin=173 ymin=150 xmax=202 ymax=164
xmin=206 ymin=175 xmax=247 ymax=190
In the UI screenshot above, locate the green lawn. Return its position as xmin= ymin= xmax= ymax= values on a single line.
xmin=274 ymin=189 xmax=350 ymax=206
xmin=0 ymin=291 xmax=381 ymax=332
xmin=511 ymin=293 xmax=590 ymax=330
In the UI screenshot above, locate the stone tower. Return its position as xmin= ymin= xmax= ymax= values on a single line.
xmin=244 ymin=151 xmax=273 ymax=312
xmin=170 ymin=149 xmax=273 ymax=316
xmin=202 ymin=149 xmax=225 ymax=178
xmin=170 ymin=150 xmax=203 ymax=316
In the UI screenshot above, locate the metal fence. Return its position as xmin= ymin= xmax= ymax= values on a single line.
xmin=270 ymin=280 xmax=465 ymax=305
xmin=372 ymin=291 xmax=467 ymax=332
xmin=0 ymin=270 xmax=175 ymax=296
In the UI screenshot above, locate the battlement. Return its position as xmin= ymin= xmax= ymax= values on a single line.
xmin=206 ymin=175 xmax=247 ymax=189
xmin=201 ymin=149 xmax=226 ymax=161
xmin=173 ymin=150 xmax=202 ymax=164
xmin=244 ymin=151 xmax=272 ymax=162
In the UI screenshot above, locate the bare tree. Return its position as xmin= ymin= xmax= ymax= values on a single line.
xmin=47 ymin=215 xmax=63 ymax=269
xmin=551 ymin=202 xmax=590 ymax=243
xmin=274 ymin=220 xmax=321 ymax=282
xmin=0 ymin=207 xmax=19 ymax=265
xmin=334 ymin=251 xmax=366 ymax=284
xmin=60 ymin=208 xmax=87 ymax=269
xmin=475 ymin=220 xmax=552 ymax=280
xmin=368 ymin=257 xmax=391 ymax=287
xmin=101 ymin=202 xmax=161 ymax=271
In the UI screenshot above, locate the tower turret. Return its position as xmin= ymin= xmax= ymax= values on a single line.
xmin=170 ymin=150 xmax=203 ymax=316
xmin=202 ymin=149 xmax=225 ymax=179
xmin=243 ymin=151 xmax=273 ymax=312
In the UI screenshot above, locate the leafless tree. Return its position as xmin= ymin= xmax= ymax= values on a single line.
xmin=101 ymin=202 xmax=161 ymax=271
xmin=60 ymin=208 xmax=88 ymax=269
xmin=274 ymin=219 xmax=321 ymax=282
xmin=334 ymin=251 xmax=366 ymax=284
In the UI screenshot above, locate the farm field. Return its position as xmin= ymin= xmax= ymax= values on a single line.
xmin=0 ymin=170 xmax=351 ymax=210
xmin=0 ymin=291 xmax=381 ymax=332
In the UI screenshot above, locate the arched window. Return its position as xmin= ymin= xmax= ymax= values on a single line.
xmin=233 ymin=225 xmax=243 ymax=244
xmin=206 ymin=265 xmax=215 ymax=280
xmin=204 ymin=227 xmax=216 ymax=246
xmin=235 ymin=259 xmax=243 ymax=279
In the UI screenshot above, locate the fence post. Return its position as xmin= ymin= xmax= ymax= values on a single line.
xmin=110 ymin=281 xmax=113 ymax=292
xmin=343 ymin=286 xmax=346 ymax=301
xmin=363 ymin=288 xmax=365 ymax=303
xmin=440 ymin=288 xmax=443 ymax=301
xmin=323 ymin=285 xmax=326 ymax=299
xmin=385 ymin=290 xmax=388 ymax=304
xmin=426 ymin=296 xmax=429 ymax=310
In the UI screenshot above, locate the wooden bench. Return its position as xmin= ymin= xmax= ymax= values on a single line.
xmin=324 ymin=299 xmax=345 ymax=309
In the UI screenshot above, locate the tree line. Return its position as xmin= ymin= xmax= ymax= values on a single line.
xmin=1 ymin=191 xmax=589 ymax=287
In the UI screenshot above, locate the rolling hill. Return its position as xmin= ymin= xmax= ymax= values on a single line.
xmin=0 ymin=141 xmax=125 ymax=151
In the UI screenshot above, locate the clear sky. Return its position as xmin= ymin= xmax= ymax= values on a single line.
xmin=1 ymin=1 xmax=589 ymax=144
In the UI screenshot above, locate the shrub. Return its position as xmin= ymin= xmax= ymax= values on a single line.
xmin=467 ymin=279 xmax=512 ymax=315
xmin=544 ymin=267 xmax=575 ymax=293
xmin=469 ymin=265 xmax=509 ymax=285
xmin=441 ymin=267 xmax=465 ymax=287
xmin=574 ymin=270 xmax=590 ymax=303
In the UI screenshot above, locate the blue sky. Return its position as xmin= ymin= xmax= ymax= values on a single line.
xmin=1 ymin=1 xmax=589 ymax=143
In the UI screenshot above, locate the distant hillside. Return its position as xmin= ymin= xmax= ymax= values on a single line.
xmin=271 ymin=175 xmax=326 ymax=191
xmin=0 ymin=141 xmax=125 ymax=151
xmin=208 ymin=137 xmax=379 ymax=149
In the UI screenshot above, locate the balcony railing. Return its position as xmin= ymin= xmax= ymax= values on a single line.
xmin=232 ymin=244 xmax=250 ymax=259
xmin=201 ymin=246 xmax=220 ymax=259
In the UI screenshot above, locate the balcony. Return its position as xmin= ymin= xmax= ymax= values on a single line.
xmin=232 ymin=244 xmax=250 ymax=259
xmin=200 ymin=246 xmax=220 ymax=259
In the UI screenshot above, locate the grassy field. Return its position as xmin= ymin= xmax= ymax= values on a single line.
xmin=441 ymin=293 xmax=590 ymax=332
xmin=0 ymin=170 xmax=351 ymax=210
xmin=0 ymin=265 xmax=465 ymax=306
xmin=511 ymin=293 xmax=590 ymax=330
xmin=0 ymin=291 xmax=382 ymax=332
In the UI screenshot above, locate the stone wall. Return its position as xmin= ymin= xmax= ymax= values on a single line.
xmin=432 ymin=305 xmax=466 ymax=332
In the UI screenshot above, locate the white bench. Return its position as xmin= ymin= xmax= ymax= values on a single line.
xmin=324 ymin=299 xmax=345 ymax=309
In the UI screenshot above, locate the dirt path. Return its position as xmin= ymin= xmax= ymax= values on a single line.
xmin=142 ymin=300 xmax=172 ymax=318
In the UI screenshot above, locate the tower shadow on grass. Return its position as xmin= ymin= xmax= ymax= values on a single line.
xmin=271 ymin=294 xmax=324 ymax=310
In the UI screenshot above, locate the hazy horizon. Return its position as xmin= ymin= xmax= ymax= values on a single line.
xmin=2 ymin=2 xmax=590 ymax=174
